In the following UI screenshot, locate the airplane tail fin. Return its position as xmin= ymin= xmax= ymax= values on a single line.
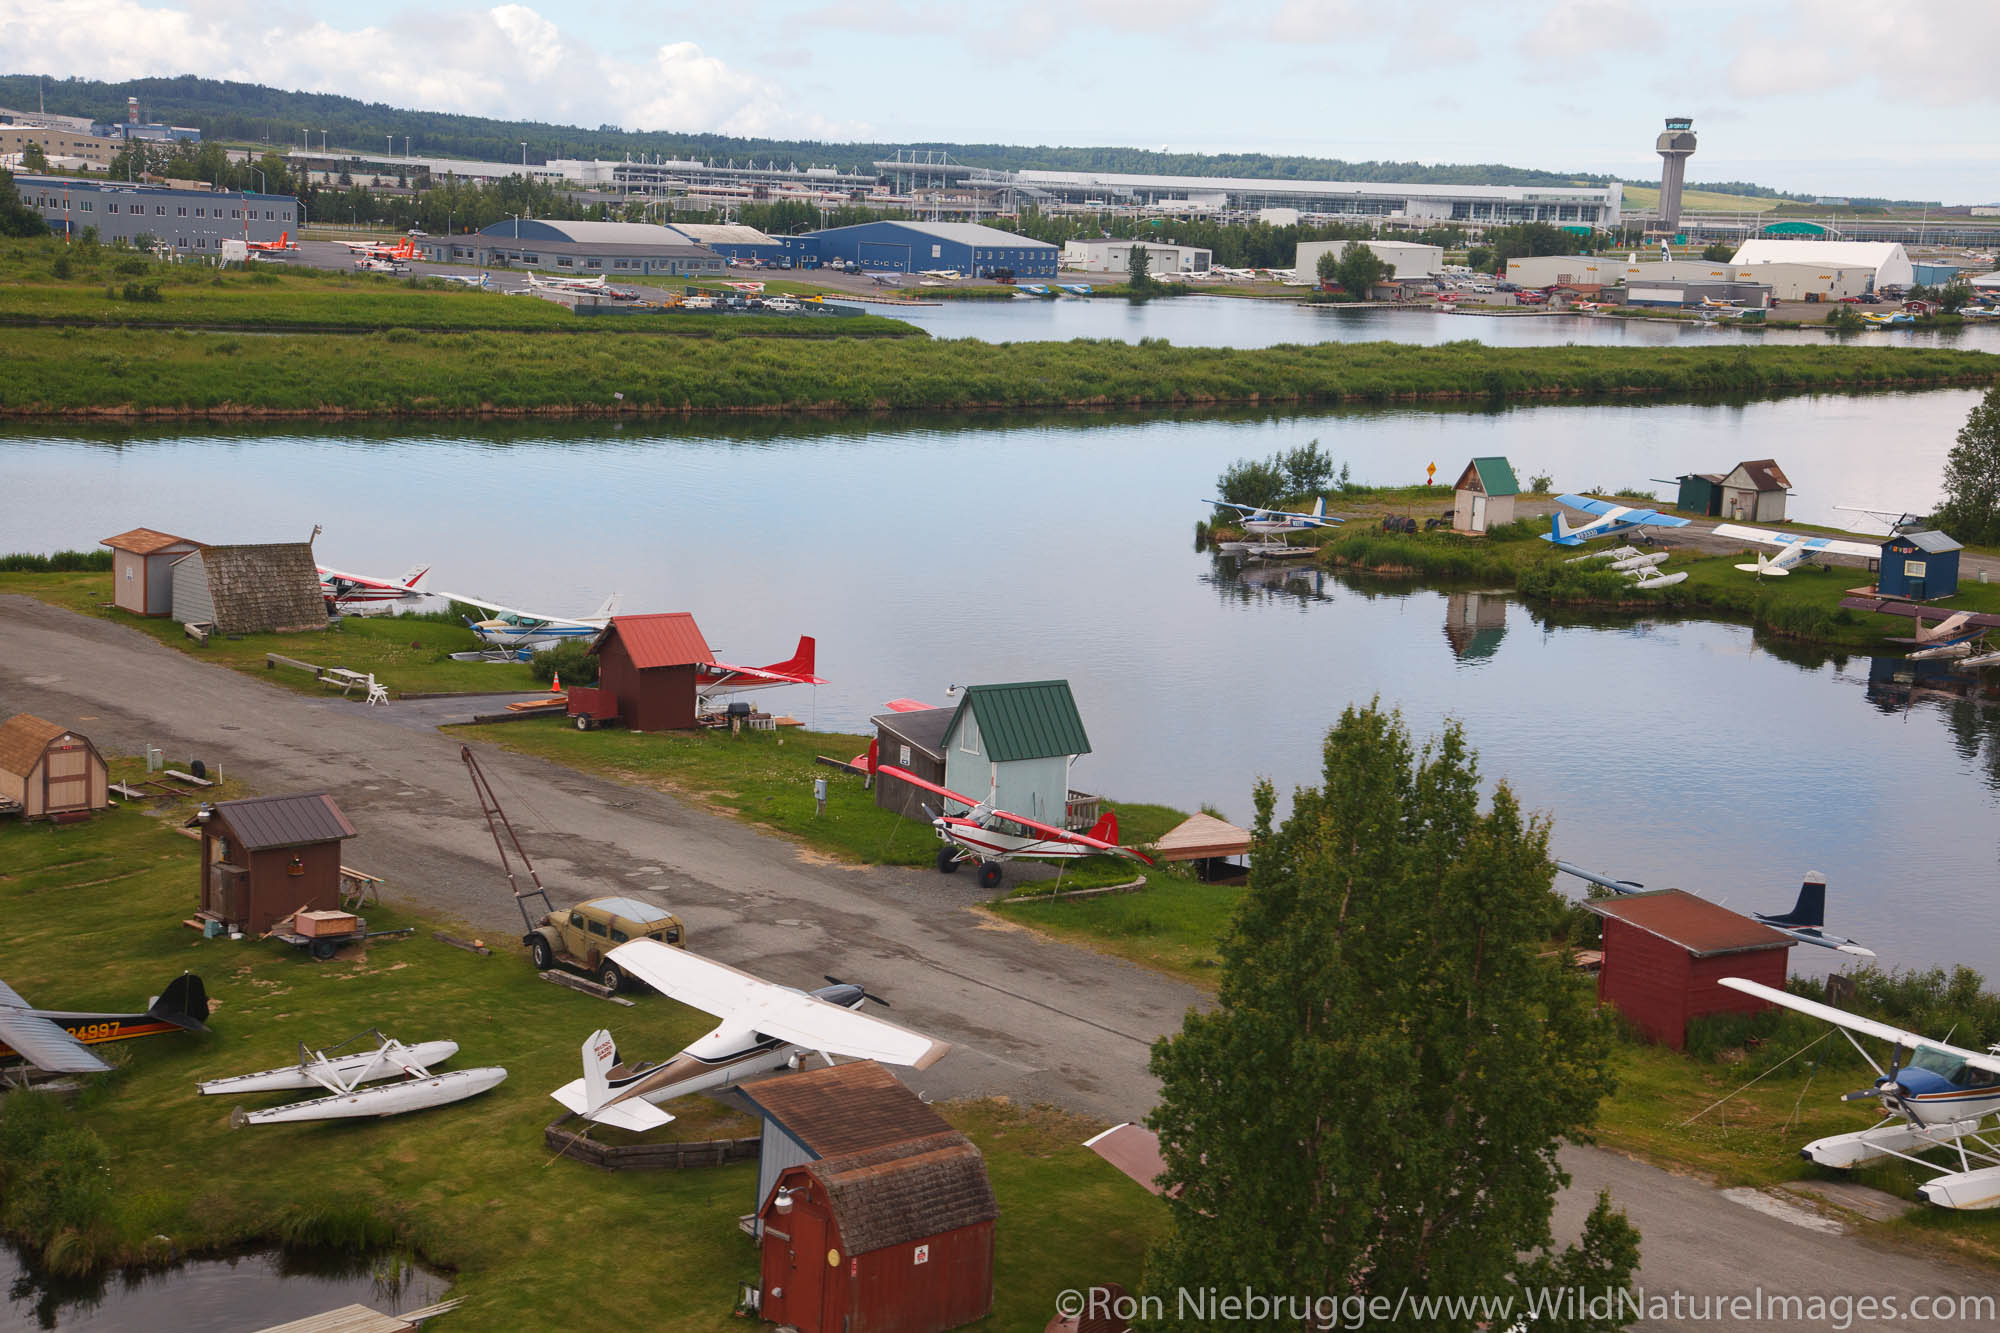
xmin=581 ymin=1029 xmax=617 ymax=1113
xmin=1312 ymin=496 xmax=1326 ymax=519
xmin=1764 ymin=873 xmax=1827 ymax=929
xmin=590 ymin=593 xmax=620 ymax=621
xmin=1546 ymin=514 xmax=1572 ymax=544
xmin=148 ymin=973 xmax=209 ymax=1032
xmin=1088 ymin=810 xmax=1120 ymax=845
xmin=397 ymin=565 xmax=430 ymax=590
xmin=762 ymin=635 xmax=816 ymax=679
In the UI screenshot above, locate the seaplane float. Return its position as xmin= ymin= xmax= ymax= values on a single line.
xmin=200 ymin=1030 xmax=505 ymax=1125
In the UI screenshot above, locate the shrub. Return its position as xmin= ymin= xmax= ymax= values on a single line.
xmin=121 ymin=282 xmax=163 ymax=303
xmin=527 ymin=637 xmax=599 ymax=687
xmin=0 ymin=549 xmax=112 ymax=572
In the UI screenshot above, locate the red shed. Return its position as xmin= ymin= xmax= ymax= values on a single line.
xmin=759 ymin=1130 xmax=997 ymax=1333
xmin=580 ymin=613 xmax=715 ymax=732
xmin=1589 ymin=889 xmax=1793 ymax=1049
xmin=190 ymin=792 xmax=357 ymax=935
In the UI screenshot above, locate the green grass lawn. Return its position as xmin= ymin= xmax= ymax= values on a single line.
xmin=992 ymin=874 xmax=1239 ymax=987
xmin=0 ymin=771 xmax=1166 ymax=1326
xmin=0 ymin=571 xmax=538 ymax=697
xmin=450 ymin=720 xmax=1184 ymax=892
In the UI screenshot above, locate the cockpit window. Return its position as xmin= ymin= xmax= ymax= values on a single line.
xmin=1909 ymin=1047 xmax=1968 ymax=1081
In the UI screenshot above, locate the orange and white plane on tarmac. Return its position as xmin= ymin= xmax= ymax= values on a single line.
xmin=245 ymin=231 xmax=297 ymax=253
xmin=340 ymin=237 xmax=418 ymax=262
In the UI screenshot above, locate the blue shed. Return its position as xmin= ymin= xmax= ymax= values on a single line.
xmin=800 ymin=221 xmax=1057 ymax=278
xmin=1878 ymin=530 xmax=1961 ymax=601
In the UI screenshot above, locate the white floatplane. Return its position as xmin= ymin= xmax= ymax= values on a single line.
xmin=1712 ymin=524 xmax=1880 ymax=578
xmin=432 ymin=590 xmax=620 ymax=651
xmin=550 ymin=944 xmax=950 ymax=1132
xmin=201 ymin=1030 xmax=505 ymax=1125
xmin=1719 ymin=977 xmax=2000 ymax=1209
xmin=1555 ymin=862 xmax=1871 ymax=956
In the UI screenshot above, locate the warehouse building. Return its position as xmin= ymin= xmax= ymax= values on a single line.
xmin=1729 ymin=239 xmax=1914 ymax=291
xmin=417 ymin=220 xmax=725 ymax=278
xmin=1505 ymin=255 xmax=1866 ymax=301
xmin=798 ymin=221 xmax=1057 ymax=278
xmin=1062 ymin=237 xmax=1211 ymax=274
xmin=1002 ymin=170 xmax=1623 ymax=227
xmin=1296 ymin=238 xmax=1443 ymax=280
xmin=12 ymin=175 xmax=297 ymax=250
xmin=1 ymin=126 xmax=115 ymax=166
xmin=667 ymin=221 xmax=784 ymax=264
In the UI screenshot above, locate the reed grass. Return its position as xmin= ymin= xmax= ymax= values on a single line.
xmin=4 ymin=327 xmax=1991 ymax=418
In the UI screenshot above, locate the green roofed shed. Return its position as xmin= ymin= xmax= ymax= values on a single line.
xmin=1453 ymin=456 xmax=1519 ymax=534
xmin=941 ymin=681 xmax=1092 ymax=830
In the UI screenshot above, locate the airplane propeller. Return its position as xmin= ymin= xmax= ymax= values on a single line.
xmin=824 ymin=976 xmax=892 ymax=1008
xmin=1842 ymin=1043 xmax=1915 ymax=1119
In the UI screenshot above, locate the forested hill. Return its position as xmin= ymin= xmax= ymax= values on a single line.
xmin=0 ymin=72 xmax=1808 ymax=198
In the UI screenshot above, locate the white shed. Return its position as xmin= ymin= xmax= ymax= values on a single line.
xmin=101 ymin=527 xmax=200 ymax=617
xmin=940 ymin=681 xmax=1091 ymax=831
xmin=1453 ymin=457 xmax=1520 ymax=534
xmin=1719 ymin=459 xmax=1791 ymax=523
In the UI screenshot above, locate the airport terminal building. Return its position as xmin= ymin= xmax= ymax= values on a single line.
xmin=13 ymin=175 xmax=298 ymax=251
xmin=417 ymin=220 xmax=727 ymax=278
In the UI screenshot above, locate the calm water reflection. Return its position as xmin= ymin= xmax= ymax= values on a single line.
xmin=887 ymin=292 xmax=2000 ymax=350
xmin=3 ymin=389 xmax=1995 ymax=973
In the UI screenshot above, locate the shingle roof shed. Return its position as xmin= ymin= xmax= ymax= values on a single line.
xmin=1731 ymin=459 xmax=1791 ymax=492
xmin=946 ymin=680 xmax=1091 ymax=762
xmin=807 ymin=1132 xmax=998 ymax=1254
xmin=101 ymin=527 xmax=197 ymax=555
xmin=739 ymin=1060 xmax=954 ymax=1159
xmin=0 ymin=714 xmax=68 ymax=777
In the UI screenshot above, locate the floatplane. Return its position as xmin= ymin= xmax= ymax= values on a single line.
xmin=1208 ymin=496 xmax=1343 ymax=559
xmin=1839 ymin=598 xmax=2000 ymax=669
xmin=200 ymin=1030 xmax=505 ymax=1125
xmin=1540 ymin=494 xmax=1691 ymax=546
xmin=1555 ymin=862 xmax=1871 ymax=956
xmin=1718 ymin=977 xmax=2000 ymax=1209
xmin=697 ymin=636 xmax=825 ymax=701
xmin=318 ymin=562 xmax=430 ymax=608
xmin=875 ymin=765 xmax=1152 ymax=889
xmin=550 ymin=943 xmax=950 ymax=1132
xmin=433 ymin=590 xmax=621 ymax=652
xmin=1711 ymin=524 xmax=1881 ymax=578
xmin=0 ymin=974 xmax=208 ymax=1077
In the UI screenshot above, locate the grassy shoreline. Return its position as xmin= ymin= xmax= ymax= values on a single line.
xmin=5 ymin=328 xmax=1992 ymax=418
xmin=0 ymin=785 xmax=1164 ymax=1324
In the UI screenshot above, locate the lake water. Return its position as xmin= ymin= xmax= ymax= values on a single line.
xmin=884 ymin=292 xmax=2000 ymax=350
xmin=0 ymin=1243 xmax=446 ymax=1331
xmin=3 ymin=388 xmax=1996 ymax=975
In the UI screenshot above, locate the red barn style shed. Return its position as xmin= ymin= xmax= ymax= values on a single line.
xmin=759 ymin=1130 xmax=997 ymax=1333
xmin=1588 ymin=889 xmax=1793 ymax=1049
xmin=191 ymin=793 xmax=356 ymax=935
xmin=578 ymin=613 xmax=715 ymax=732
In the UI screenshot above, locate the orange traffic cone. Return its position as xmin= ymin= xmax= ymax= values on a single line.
xmin=551 ymin=670 xmax=562 ymax=694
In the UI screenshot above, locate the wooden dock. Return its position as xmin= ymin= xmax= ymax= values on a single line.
xmin=253 ymin=1299 xmax=459 ymax=1332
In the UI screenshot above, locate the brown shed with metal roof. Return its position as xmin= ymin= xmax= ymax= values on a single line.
xmin=0 ymin=714 xmax=109 ymax=820
xmin=1720 ymin=459 xmax=1792 ymax=523
xmin=757 ymin=1124 xmax=997 ymax=1333
xmin=1587 ymin=889 xmax=1793 ymax=1048
xmin=871 ymin=708 xmax=953 ymax=821
xmin=100 ymin=527 xmax=200 ymax=617
xmin=578 ymin=613 xmax=715 ymax=732
xmin=189 ymin=793 xmax=357 ymax=934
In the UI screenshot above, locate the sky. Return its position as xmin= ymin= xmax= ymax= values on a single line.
xmin=2 ymin=0 xmax=1996 ymax=203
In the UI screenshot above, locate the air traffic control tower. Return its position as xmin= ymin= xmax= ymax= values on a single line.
xmin=1655 ymin=116 xmax=1697 ymax=234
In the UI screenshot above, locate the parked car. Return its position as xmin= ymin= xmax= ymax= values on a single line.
xmin=1515 ymin=290 xmax=1548 ymax=306
xmin=1495 ymin=281 xmax=1520 ymax=292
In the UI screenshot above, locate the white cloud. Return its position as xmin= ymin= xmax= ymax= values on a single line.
xmin=1725 ymin=0 xmax=2000 ymax=107
xmin=0 ymin=0 xmax=861 ymax=138
xmin=1519 ymin=0 xmax=1660 ymax=62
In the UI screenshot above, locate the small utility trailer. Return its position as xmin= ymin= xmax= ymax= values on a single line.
xmin=564 ymin=685 xmax=620 ymax=731
xmin=270 ymin=909 xmax=414 ymax=961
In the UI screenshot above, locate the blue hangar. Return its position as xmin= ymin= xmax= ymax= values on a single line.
xmin=791 ymin=221 xmax=1057 ymax=277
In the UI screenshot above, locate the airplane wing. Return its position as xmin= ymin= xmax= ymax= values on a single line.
xmin=428 ymin=590 xmax=544 ymax=621
xmin=875 ymin=765 xmax=978 ymax=812
xmin=883 ymin=698 xmax=937 ymax=713
xmin=1631 ymin=510 xmax=1691 ymax=529
xmin=1204 ymin=499 xmax=1258 ymax=514
xmin=607 ymin=942 xmax=951 ymax=1070
xmin=1554 ymin=494 xmax=1624 ymax=518
xmin=1717 ymin=978 xmax=2000 ymax=1076
xmin=0 ymin=1005 xmax=113 ymax=1074
xmin=1712 ymin=525 xmax=1875 ymax=559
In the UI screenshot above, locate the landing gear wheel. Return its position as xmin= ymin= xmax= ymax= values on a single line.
xmin=977 ymin=862 xmax=1004 ymax=890
xmin=574 ymin=715 xmax=590 ymax=731
xmin=310 ymin=939 xmax=337 ymax=961
xmin=528 ymin=936 xmax=554 ymax=970
xmin=936 ymin=846 xmax=961 ymax=874
xmin=599 ymin=962 xmax=624 ymax=993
